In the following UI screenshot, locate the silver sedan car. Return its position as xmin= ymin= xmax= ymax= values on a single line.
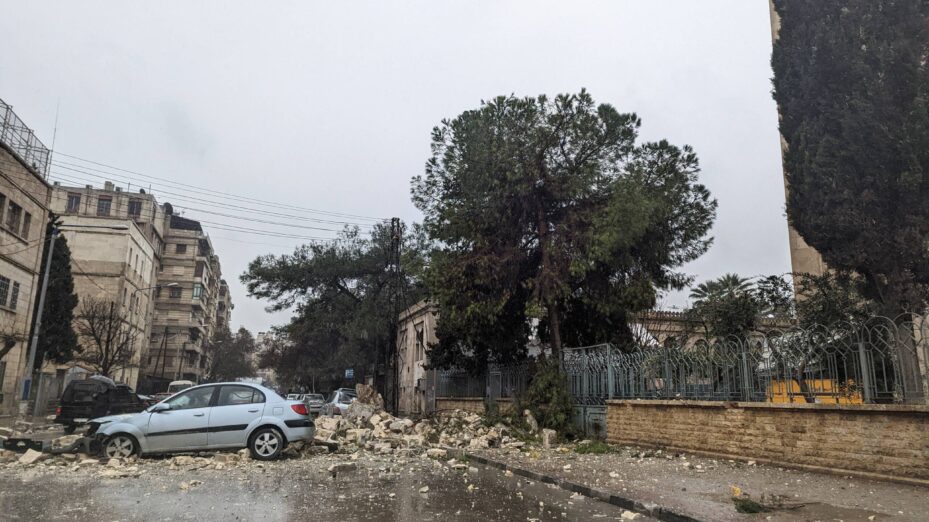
xmin=89 ymin=382 xmax=314 ymax=460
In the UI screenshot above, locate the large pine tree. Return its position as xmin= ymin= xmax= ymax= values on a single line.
xmin=412 ymin=90 xmax=716 ymax=368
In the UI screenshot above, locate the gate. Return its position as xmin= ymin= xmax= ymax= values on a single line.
xmin=563 ymin=344 xmax=613 ymax=437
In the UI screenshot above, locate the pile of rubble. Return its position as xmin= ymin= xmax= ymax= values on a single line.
xmin=312 ymin=384 xmax=531 ymax=453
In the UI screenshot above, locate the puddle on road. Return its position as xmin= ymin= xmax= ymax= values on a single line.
xmin=2 ymin=461 xmax=646 ymax=521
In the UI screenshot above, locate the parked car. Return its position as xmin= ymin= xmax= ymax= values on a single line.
xmin=151 ymin=380 xmax=195 ymax=402
xmin=319 ymin=388 xmax=357 ymax=416
xmin=88 ymin=382 xmax=314 ymax=460
xmin=286 ymin=394 xmax=300 ymax=400
xmin=302 ymin=393 xmax=325 ymax=414
xmin=55 ymin=375 xmax=148 ymax=434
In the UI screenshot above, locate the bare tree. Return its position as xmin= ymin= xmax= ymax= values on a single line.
xmin=74 ymin=297 xmax=137 ymax=377
xmin=0 ymin=316 xmax=25 ymax=361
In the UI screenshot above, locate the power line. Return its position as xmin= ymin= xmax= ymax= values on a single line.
xmin=48 ymin=167 xmax=380 ymax=229
xmin=52 ymin=152 xmax=386 ymax=221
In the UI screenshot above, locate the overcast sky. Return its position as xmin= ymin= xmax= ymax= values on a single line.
xmin=0 ymin=0 xmax=790 ymax=334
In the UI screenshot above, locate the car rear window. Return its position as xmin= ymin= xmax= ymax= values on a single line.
xmin=62 ymin=382 xmax=106 ymax=403
xmin=217 ymin=385 xmax=265 ymax=406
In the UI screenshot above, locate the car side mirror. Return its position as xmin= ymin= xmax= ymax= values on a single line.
xmin=150 ymin=403 xmax=170 ymax=413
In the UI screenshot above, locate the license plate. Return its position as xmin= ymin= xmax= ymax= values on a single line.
xmin=74 ymin=418 xmax=88 ymax=423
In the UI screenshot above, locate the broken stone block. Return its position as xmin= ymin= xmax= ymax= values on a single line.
xmin=213 ymin=453 xmax=238 ymax=464
xmin=51 ymin=434 xmax=83 ymax=449
xmin=315 ymin=417 xmax=343 ymax=433
xmin=354 ymin=383 xmax=385 ymax=410
xmin=403 ymin=434 xmax=424 ymax=448
xmin=426 ymin=448 xmax=447 ymax=460
xmin=524 ymin=410 xmax=539 ymax=433
xmin=327 ymin=462 xmax=357 ymax=474
xmin=18 ymin=449 xmax=47 ymax=465
xmin=541 ymin=428 xmax=557 ymax=449
xmin=346 ymin=402 xmax=377 ymax=426
xmin=389 ymin=419 xmax=414 ymax=433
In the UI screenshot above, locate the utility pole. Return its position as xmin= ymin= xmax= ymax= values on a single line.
xmin=386 ymin=217 xmax=402 ymax=413
xmin=19 ymin=228 xmax=57 ymax=416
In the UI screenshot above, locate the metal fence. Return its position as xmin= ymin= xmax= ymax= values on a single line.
xmin=564 ymin=316 xmax=929 ymax=406
xmin=0 ymin=98 xmax=51 ymax=177
xmin=437 ymin=362 xmax=531 ymax=400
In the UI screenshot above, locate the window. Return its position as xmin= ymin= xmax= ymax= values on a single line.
xmin=96 ymin=197 xmax=112 ymax=216
xmin=194 ymin=261 xmax=204 ymax=277
xmin=9 ymin=282 xmax=20 ymax=310
xmin=128 ymin=199 xmax=142 ymax=218
xmin=217 ymin=385 xmax=264 ymax=406
xmin=175 ymin=244 xmax=187 ymax=254
xmin=192 ymin=283 xmax=203 ymax=300
xmin=0 ymin=193 xmax=6 ymax=223
xmin=164 ymin=386 xmax=214 ymax=411
xmin=21 ymin=213 xmax=30 ymax=240
xmin=155 ymin=287 xmax=162 ymax=298
xmin=5 ymin=201 xmax=22 ymax=234
xmin=169 ymin=286 xmax=182 ymax=298
xmin=66 ymin=193 xmax=81 ymax=213
xmin=123 ymin=288 xmax=128 ymax=308
xmin=0 ymin=276 xmax=10 ymax=307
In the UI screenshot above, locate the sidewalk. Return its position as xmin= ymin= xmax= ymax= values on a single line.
xmin=466 ymin=445 xmax=929 ymax=521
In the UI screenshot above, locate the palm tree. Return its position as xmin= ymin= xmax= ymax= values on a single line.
xmin=689 ymin=273 xmax=753 ymax=305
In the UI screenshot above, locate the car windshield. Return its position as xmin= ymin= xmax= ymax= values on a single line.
xmin=338 ymin=392 xmax=356 ymax=404
xmin=307 ymin=394 xmax=324 ymax=401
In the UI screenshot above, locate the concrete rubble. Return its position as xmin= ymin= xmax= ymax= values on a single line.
xmin=0 ymin=384 xmax=536 ymax=478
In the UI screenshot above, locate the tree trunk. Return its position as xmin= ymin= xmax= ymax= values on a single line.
xmin=548 ymin=303 xmax=563 ymax=360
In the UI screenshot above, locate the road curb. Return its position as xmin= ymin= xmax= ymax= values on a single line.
xmin=447 ymin=448 xmax=702 ymax=522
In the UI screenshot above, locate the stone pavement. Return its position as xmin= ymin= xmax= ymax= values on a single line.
xmin=468 ymin=445 xmax=929 ymax=521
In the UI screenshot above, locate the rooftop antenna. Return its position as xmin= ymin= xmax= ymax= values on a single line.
xmin=48 ymin=99 xmax=60 ymax=176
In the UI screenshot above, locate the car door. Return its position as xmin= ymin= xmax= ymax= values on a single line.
xmin=207 ymin=385 xmax=266 ymax=448
xmin=145 ymin=385 xmax=216 ymax=452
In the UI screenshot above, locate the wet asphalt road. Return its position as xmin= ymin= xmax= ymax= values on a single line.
xmin=0 ymin=457 xmax=647 ymax=521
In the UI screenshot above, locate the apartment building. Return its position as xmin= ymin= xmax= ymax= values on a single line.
xmin=217 ymin=279 xmax=232 ymax=331
xmin=0 ymin=99 xmax=53 ymax=413
xmin=144 ymin=208 xmax=222 ymax=387
xmin=48 ymin=182 xmax=166 ymax=388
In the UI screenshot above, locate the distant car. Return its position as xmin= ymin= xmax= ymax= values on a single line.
xmin=302 ymin=393 xmax=325 ymax=414
xmin=55 ymin=376 xmax=148 ymax=434
xmin=88 ymin=382 xmax=314 ymax=461
xmin=319 ymin=388 xmax=357 ymax=416
xmin=286 ymin=394 xmax=300 ymax=401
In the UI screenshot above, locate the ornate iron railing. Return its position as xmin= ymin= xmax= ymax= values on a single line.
xmin=564 ymin=316 xmax=929 ymax=405
xmin=0 ymin=98 xmax=51 ymax=177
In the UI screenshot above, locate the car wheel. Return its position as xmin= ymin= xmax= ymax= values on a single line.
xmin=104 ymin=434 xmax=139 ymax=459
xmin=63 ymin=425 xmax=77 ymax=435
xmin=249 ymin=427 xmax=284 ymax=460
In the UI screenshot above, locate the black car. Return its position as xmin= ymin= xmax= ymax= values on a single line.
xmin=55 ymin=375 xmax=149 ymax=434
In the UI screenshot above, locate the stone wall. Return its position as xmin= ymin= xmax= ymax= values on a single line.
xmin=606 ymin=400 xmax=929 ymax=482
xmin=436 ymin=397 xmax=516 ymax=414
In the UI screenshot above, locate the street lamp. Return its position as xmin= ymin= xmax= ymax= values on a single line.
xmin=20 ymin=223 xmax=131 ymax=416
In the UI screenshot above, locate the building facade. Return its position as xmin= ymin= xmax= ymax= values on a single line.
xmin=0 ymin=99 xmax=53 ymax=413
xmin=143 ymin=209 xmax=222 ymax=388
xmin=47 ymin=182 xmax=165 ymax=388
xmin=768 ymin=0 xmax=826 ymax=278
xmin=396 ymin=300 xmax=438 ymax=416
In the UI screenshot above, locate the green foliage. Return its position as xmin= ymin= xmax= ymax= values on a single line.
xmin=204 ymin=327 xmax=256 ymax=382
xmin=794 ymin=272 xmax=873 ymax=327
xmin=574 ymin=440 xmax=616 ymax=454
xmin=521 ymin=360 xmax=576 ymax=437
xmin=241 ymin=224 xmax=425 ymax=391
xmin=412 ymin=90 xmax=716 ymax=367
xmin=772 ymin=1 xmax=929 ymax=315
xmin=687 ymin=274 xmax=796 ymax=339
xmin=30 ymin=216 xmax=79 ymax=368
